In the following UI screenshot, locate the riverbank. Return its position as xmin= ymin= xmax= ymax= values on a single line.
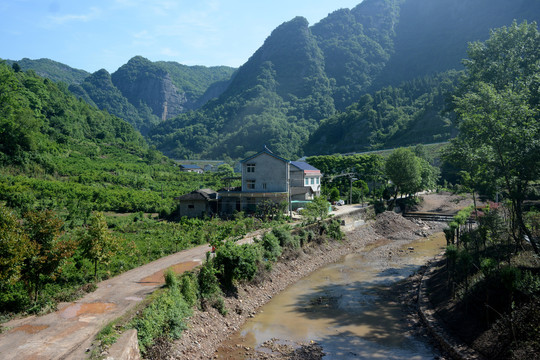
xmin=167 ymin=211 xmax=446 ymax=359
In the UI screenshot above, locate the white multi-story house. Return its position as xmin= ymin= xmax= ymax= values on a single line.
xmin=219 ymin=147 xmax=322 ymax=214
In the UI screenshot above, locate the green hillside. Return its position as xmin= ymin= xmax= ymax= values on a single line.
xmin=6 ymin=58 xmax=90 ymax=85
xmin=148 ymin=0 xmax=540 ymax=160
xmin=0 ymin=61 xmax=228 ymax=215
xmin=148 ymin=16 xmax=335 ymax=160
xmin=7 ymin=0 xmax=540 ymax=160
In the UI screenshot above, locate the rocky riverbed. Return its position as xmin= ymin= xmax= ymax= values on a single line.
xmin=159 ymin=211 xmax=447 ymax=360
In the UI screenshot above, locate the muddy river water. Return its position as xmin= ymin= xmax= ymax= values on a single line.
xmin=218 ymin=232 xmax=446 ymax=359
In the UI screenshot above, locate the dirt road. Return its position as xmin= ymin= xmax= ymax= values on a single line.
xmin=0 ymin=205 xmax=363 ymax=360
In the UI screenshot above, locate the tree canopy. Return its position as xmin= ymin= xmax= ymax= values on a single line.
xmin=449 ymin=21 xmax=540 ymax=253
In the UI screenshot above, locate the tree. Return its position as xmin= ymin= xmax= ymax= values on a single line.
xmin=80 ymin=212 xmax=122 ymax=281
xmin=385 ymin=148 xmax=421 ymax=207
xmin=216 ymin=163 xmax=235 ymax=178
xmin=0 ymin=206 xmax=32 ymax=290
xmin=451 ymin=21 xmax=540 ymax=254
xmin=302 ymin=196 xmax=330 ymax=225
xmin=22 ymin=209 xmax=74 ymax=301
xmin=329 ymin=187 xmax=340 ymax=202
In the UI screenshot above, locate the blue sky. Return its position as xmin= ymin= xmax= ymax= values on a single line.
xmin=1 ymin=0 xmax=363 ymax=73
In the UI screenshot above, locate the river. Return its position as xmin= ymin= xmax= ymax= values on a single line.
xmin=217 ymin=232 xmax=446 ymax=359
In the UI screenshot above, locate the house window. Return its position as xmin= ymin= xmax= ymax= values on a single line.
xmin=262 ymin=183 xmax=267 ymax=190
xmin=246 ymin=180 xmax=256 ymax=189
xmin=305 ymin=178 xmax=309 ymax=186
xmin=311 ymin=178 xmax=314 ymax=185
xmin=188 ymin=204 xmax=195 ymax=209
xmin=247 ymin=163 xmax=255 ymax=173
xmin=316 ymin=178 xmax=320 ymax=184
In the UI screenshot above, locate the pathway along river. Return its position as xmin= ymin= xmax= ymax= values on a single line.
xmin=217 ymin=232 xmax=447 ymax=359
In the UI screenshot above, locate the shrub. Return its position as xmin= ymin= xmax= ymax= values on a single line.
xmin=131 ymin=287 xmax=191 ymax=354
xmin=259 ymin=232 xmax=282 ymax=261
xmin=272 ymin=226 xmax=299 ymax=249
xmin=214 ymin=241 xmax=263 ymax=290
xmin=213 ymin=296 xmax=228 ymax=316
xmin=179 ymin=272 xmax=198 ymax=307
xmin=327 ymin=220 xmax=344 ymax=241
xmin=197 ymin=254 xmax=221 ymax=299
xmin=480 ymin=258 xmax=498 ymax=279
xmin=163 ymin=268 xmax=178 ymax=289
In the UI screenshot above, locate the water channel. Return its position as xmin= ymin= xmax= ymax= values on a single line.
xmin=218 ymin=232 xmax=446 ymax=359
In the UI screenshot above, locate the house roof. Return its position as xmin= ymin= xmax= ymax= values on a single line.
xmin=240 ymin=146 xmax=290 ymax=164
xmin=180 ymin=164 xmax=202 ymax=169
xmin=176 ymin=188 xmax=218 ymax=201
xmin=290 ymin=161 xmax=320 ymax=172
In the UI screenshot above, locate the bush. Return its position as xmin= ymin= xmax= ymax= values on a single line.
xmin=197 ymin=254 xmax=221 ymax=299
xmin=259 ymin=232 xmax=282 ymax=261
xmin=131 ymin=287 xmax=191 ymax=354
xmin=272 ymin=226 xmax=299 ymax=249
xmin=179 ymin=272 xmax=198 ymax=307
xmin=164 ymin=268 xmax=178 ymax=288
xmin=214 ymin=241 xmax=263 ymax=290
xmin=327 ymin=220 xmax=344 ymax=241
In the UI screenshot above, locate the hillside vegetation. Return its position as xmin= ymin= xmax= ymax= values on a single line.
xmin=10 ymin=0 xmax=540 ymax=160
xmin=148 ymin=0 xmax=540 ymax=159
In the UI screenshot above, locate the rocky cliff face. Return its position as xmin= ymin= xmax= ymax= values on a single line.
xmin=111 ymin=57 xmax=187 ymax=121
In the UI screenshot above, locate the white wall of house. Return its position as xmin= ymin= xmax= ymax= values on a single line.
xmin=303 ymin=174 xmax=322 ymax=194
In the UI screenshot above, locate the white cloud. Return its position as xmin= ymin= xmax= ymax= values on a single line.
xmin=46 ymin=6 xmax=102 ymax=25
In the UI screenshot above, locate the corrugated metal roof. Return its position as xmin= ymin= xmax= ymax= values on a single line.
xmin=290 ymin=161 xmax=320 ymax=172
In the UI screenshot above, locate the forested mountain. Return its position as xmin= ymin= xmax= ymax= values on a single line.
xmin=148 ymin=0 xmax=540 ymax=159
xmin=147 ymin=16 xmax=335 ymax=160
xmin=305 ymin=71 xmax=459 ymax=154
xmin=0 ymin=61 xmax=229 ymax=216
xmin=7 ymin=56 xmax=236 ymax=135
xmin=5 ymin=58 xmax=90 ymax=85
xmin=0 ymin=61 xmax=145 ymax=166
xmin=7 ymin=0 xmax=540 ymax=159
xmin=374 ymin=0 xmax=540 ymax=87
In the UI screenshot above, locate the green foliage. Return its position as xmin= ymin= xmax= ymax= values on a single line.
xmin=130 ymin=286 xmax=191 ymax=354
xmin=197 ymin=254 xmax=221 ymax=299
xmin=327 ymin=220 xmax=344 ymax=241
xmin=164 ymin=268 xmax=178 ymax=289
xmin=301 ymin=196 xmax=330 ymax=225
xmin=6 ymin=58 xmax=90 ymax=85
xmin=79 ymin=212 xmax=122 ymax=281
xmin=214 ymin=241 xmax=263 ymax=290
xmin=179 ymin=272 xmax=198 ymax=307
xmin=329 ymin=187 xmax=340 ymax=202
xmin=306 ymin=71 xmax=459 ymax=155
xmin=259 ymin=232 xmax=282 ymax=262
xmin=271 ymin=226 xmax=298 ymax=249
xmin=0 ymin=206 xmax=31 ymax=289
xmin=385 ymin=148 xmax=421 ymax=200
xmin=22 ymin=209 xmax=76 ymax=301
xmin=449 ymin=20 xmax=540 ymax=254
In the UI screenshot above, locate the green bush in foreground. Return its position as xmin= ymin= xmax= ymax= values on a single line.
xmin=259 ymin=232 xmax=282 ymax=261
xmin=130 ymin=286 xmax=191 ymax=354
xmin=179 ymin=272 xmax=198 ymax=307
xmin=214 ymin=241 xmax=263 ymax=290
